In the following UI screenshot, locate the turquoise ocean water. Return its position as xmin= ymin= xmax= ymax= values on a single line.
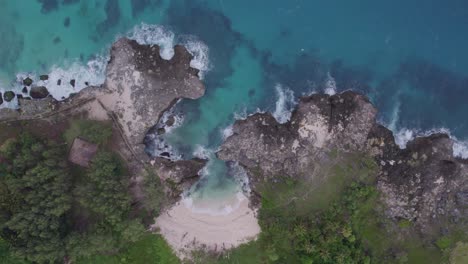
xmin=2 ymin=0 xmax=468 ymax=208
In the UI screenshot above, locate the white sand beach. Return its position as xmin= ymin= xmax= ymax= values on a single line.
xmin=154 ymin=192 xmax=261 ymax=258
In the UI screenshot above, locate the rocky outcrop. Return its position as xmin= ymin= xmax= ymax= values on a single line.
xmin=0 ymin=38 xmax=207 ymax=206
xmin=368 ymin=125 xmax=468 ymax=233
xmin=3 ymin=91 xmax=15 ymax=102
xmin=30 ymin=86 xmax=50 ymax=99
xmin=153 ymin=158 xmax=207 ymax=198
xmin=218 ymin=91 xmax=468 ymax=234
xmin=218 ymin=91 xmax=377 ymax=179
xmin=101 ymin=38 xmax=204 ymax=150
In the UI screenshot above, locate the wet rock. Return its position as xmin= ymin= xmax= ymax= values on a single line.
xmin=30 ymin=86 xmax=50 ymax=99
xmin=3 ymin=91 xmax=15 ymax=102
xmin=157 ymin=127 xmax=166 ymax=135
xmin=57 ymin=79 xmax=62 ymax=86
xmin=165 ymin=116 xmax=176 ymax=127
xmin=22 ymin=87 xmax=28 ymax=93
xmin=23 ymin=77 xmax=33 ymax=86
xmin=84 ymin=81 xmax=89 ymax=86
xmin=70 ymin=79 xmax=75 ymax=87
xmin=0 ymin=93 xmax=3 ymax=105
xmin=40 ymin=75 xmax=49 ymax=81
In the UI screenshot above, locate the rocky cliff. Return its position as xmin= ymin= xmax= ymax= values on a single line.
xmin=218 ymin=91 xmax=468 ymax=234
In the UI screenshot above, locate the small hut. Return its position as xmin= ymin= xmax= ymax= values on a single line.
xmin=68 ymin=138 xmax=98 ymax=167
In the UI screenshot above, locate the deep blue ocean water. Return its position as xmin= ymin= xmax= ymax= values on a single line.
xmin=1 ymin=0 xmax=468 ymax=204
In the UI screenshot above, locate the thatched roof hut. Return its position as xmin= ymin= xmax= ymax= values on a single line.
xmin=68 ymin=138 xmax=98 ymax=167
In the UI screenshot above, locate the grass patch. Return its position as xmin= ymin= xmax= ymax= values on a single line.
xmin=64 ymin=119 xmax=113 ymax=145
xmin=398 ymin=219 xmax=412 ymax=228
xmin=77 ymin=234 xmax=179 ymax=264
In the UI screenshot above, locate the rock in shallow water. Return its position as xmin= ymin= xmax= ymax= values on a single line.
xmin=23 ymin=77 xmax=33 ymax=86
xmin=3 ymin=91 xmax=16 ymax=102
xmin=30 ymin=86 xmax=50 ymax=99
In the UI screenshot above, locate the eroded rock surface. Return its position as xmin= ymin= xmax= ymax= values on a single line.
xmin=218 ymin=91 xmax=468 ymax=234
xmin=218 ymin=91 xmax=377 ymax=179
xmin=101 ymin=38 xmax=205 ymax=149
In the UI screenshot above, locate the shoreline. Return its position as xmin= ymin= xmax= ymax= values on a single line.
xmin=153 ymin=192 xmax=261 ymax=258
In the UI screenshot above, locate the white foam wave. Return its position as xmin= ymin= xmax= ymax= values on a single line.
xmin=392 ymin=126 xmax=468 ymax=159
xmin=233 ymin=107 xmax=266 ymax=121
xmin=228 ymin=162 xmax=252 ymax=195
xmin=128 ymin=23 xmax=210 ymax=78
xmin=1 ymin=23 xmax=209 ymax=108
xmin=1 ymin=54 xmax=108 ymax=105
xmin=221 ymin=124 xmax=234 ymax=140
xmin=181 ymin=192 xmax=246 ymax=216
xmin=180 ymin=36 xmax=211 ymax=79
xmin=193 ymin=145 xmax=213 ymax=159
xmin=272 ymin=84 xmax=296 ymax=124
xmin=324 ymin=72 xmax=337 ymax=95
xmin=128 ymin=23 xmax=175 ymax=60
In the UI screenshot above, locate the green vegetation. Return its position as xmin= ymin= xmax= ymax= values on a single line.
xmin=200 ymin=154 xmax=467 ymax=264
xmin=64 ymin=119 xmax=113 ymax=145
xmin=0 ymin=132 xmax=176 ymax=263
xmin=77 ymin=234 xmax=179 ymax=264
xmin=0 ymin=133 xmax=71 ymax=263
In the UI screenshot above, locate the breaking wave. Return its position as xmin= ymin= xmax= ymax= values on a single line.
xmin=127 ymin=23 xmax=175 ymax=60
xmin=1 ymin=23 xmax=210 ymax=107
xmin=392 ymin=127 xmax=468 ymax=159
xmin=272 ymin=84 xmax=296 ymax=124
xmin=221 ymin=124 xmax=234 ymax=140
xmin=323 ymin=72 xmax=337 ymax=95
xmin=179 ymin=35 xmax=211 ymax=79
xmin=129 ymin=23 xmax=210 ymax=79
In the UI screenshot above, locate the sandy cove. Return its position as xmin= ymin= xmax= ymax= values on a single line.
xmin=154 ymin=192 xmax=261 ymax=258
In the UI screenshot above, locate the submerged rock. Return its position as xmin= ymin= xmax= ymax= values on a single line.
xmin=3 ymin=91 xmax=15 ymax=102
xmin=30 ymin=86 xmax=50 ymax=99
xmin=40 ymin=74 xmax=49 ymax=81
xmin=64 ymin=17 xmax=70 ymax=27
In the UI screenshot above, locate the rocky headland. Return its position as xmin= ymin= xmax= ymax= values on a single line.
xmin=218 ymin=91 xmax=468 ymax=236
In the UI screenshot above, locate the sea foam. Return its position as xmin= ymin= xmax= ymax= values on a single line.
xmin=392 ymin=127 xmax=468 ymax=159
xmin=272 ymin=84 xmax=296 ymax=124
xmin=1 ymin=23 xmax=210 ymax=106
xmin=324 ymin=72 xmax=337 ymax=95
